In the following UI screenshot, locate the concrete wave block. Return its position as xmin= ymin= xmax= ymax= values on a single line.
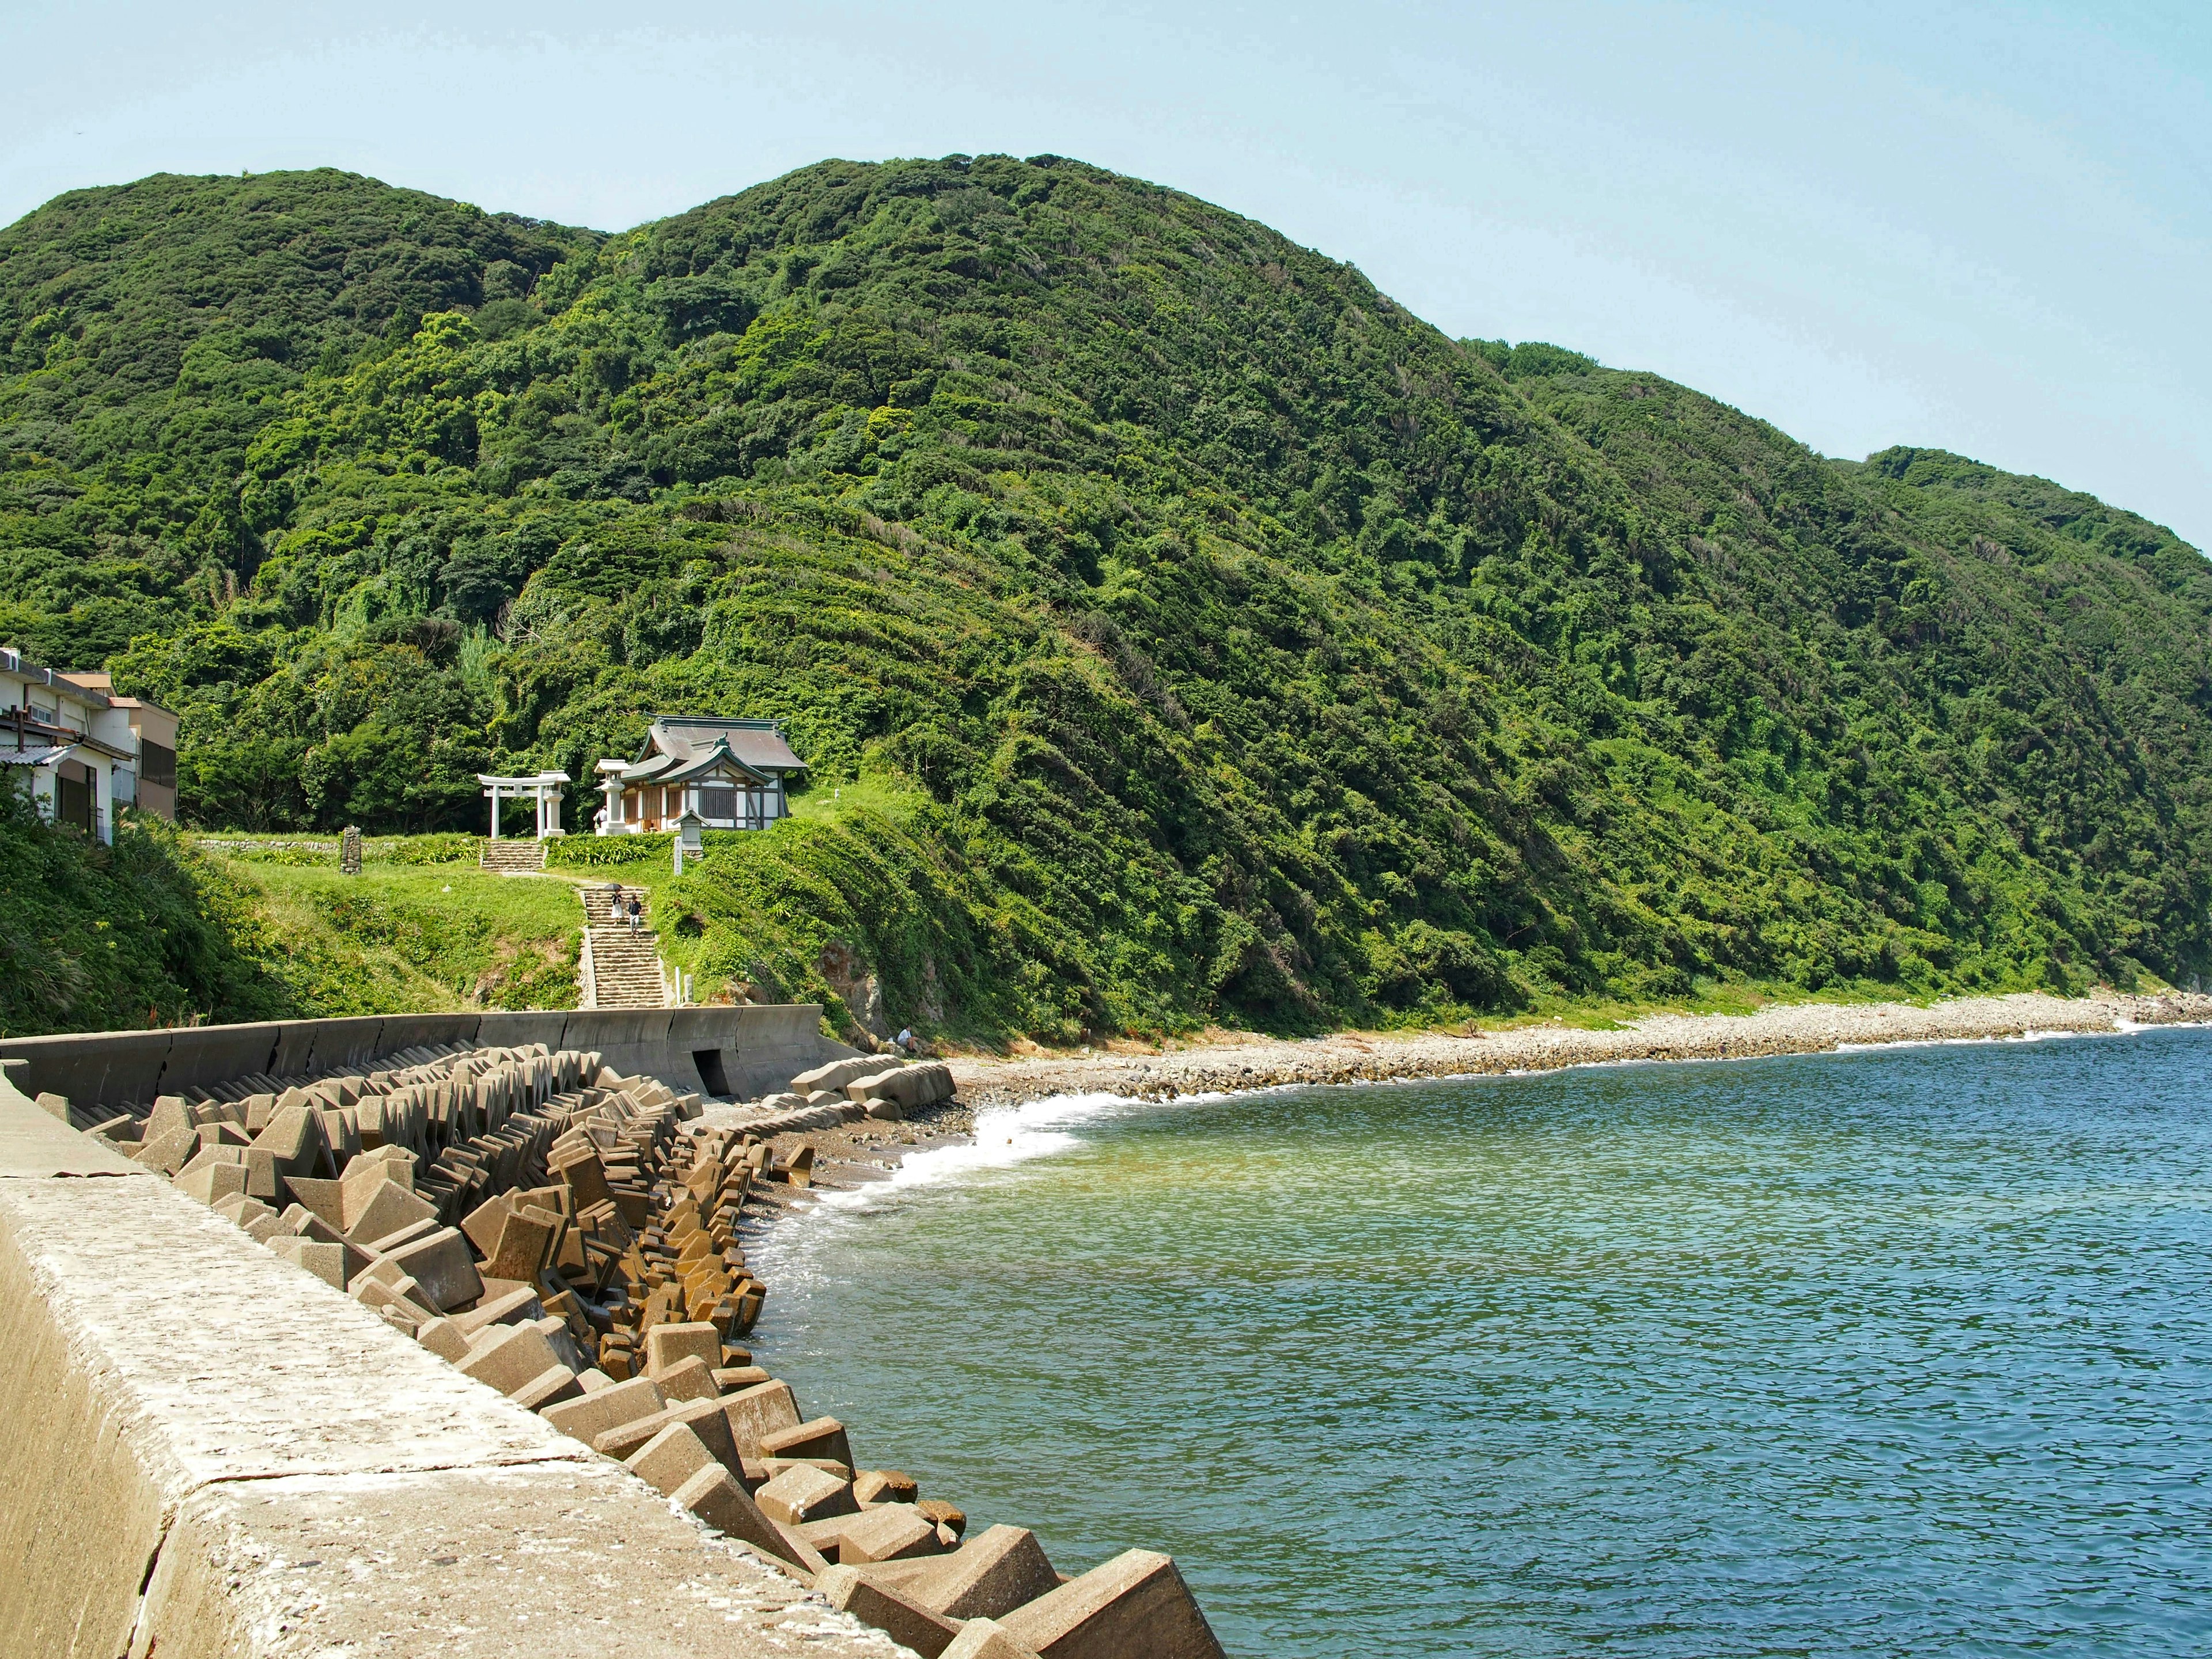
xmin=456 ymin=1322 xmax=563 ymax=1397
xmin=721 ymin=1378 xmax=803 ymax=1456
xmin=998 ymin=1550 xmax=1228 ymax=1659
xmin=670 ymin=1462 xmax=810 ymax=1567
xmin=541 ymin=1372 xmax=666 ymax=1445
xmin=654 ymin=1353 xmax=722 ymax=1403
xmin=509 ymin=1362 xmax=585 ymax=1411
xmin=340 ymin=1177 xmax=436 ymax=1249
xmin=837 ymin=1501 xmax=946 ymax=1565
xmin=755 ymin=1462 xmax=858 ymax=1525
xmin=646 ymin=1319 xmax=723 ymax=1377
xmin=760 ymin=1415 xmax=854 ymax=1467
xmin=900 ymin=1524 xmax=1062 ymax=1620
xmin=382 ymin=1225 xmax=483 ymax=1312
xmin=174 ymin=1161 xmax=248 ymax=1207
xmin=819 ymin=1563 xmax=964 ymax=1658
xmin=624 ymin=1419 xmax=718 ymax=1497
xmin=264 ymin=1234 xmax=344 ymax=1290
xmin=941 ymin=1619 xmax=1048 ymax=1659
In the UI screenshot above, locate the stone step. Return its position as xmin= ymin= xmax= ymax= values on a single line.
xmin=479 ymin=840 xmax=548 ymax=873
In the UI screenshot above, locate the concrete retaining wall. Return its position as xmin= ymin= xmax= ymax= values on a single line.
xmin=0 ymin=1005 xmax=860 ymax=1113
xmin=0 ymin=1067 xmax=899 ymax=1658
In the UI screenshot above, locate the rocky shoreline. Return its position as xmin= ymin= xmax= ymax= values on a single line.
xmin=721 ymin=992 xmax=2212 ymax=1215
xmin=945 ymin=988 xmax=2212 ymax=1111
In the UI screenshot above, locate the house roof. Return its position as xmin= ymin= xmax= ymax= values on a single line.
xmin=0 ymin=744 xmax=78 ymax=768
xmin=622 ymin=737 xmax=773 ymax=788
xmin=634 ymin=716 xmax=805 ymax=775
xmin=1 ymin=647 xmax=111 ymax=710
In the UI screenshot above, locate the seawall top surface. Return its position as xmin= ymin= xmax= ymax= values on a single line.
xmin=0 ymin=1069 xmax=902 ymax=1658
xmin=0 ymin=1003 xmax=835 ymax=1112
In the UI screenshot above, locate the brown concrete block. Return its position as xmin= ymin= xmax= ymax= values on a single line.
xmin=243 ymin=1145 xmax=282 ymax=1200
xmin=719 ymin=1378 xmax=803 ymax=1457
xmin=837 ymin=1502 xmax=945 ymax=1565
xmin=415 ymin=1316 xmax=471 ymax=1362
xmin=363 ymin=1217 xmax=440 ymax=1256
xmin=352 ymin=1275 xmax=431 ymax=1330
xmin=940 ymin=1619 xmax=1048 ymax=1659
xmin=668 ymin=1464 xmax=810 ymax=1569
xmin=664 ymin=1396 xmax=741 ymax=1471
xmin=254 ymin=1104 xmax=327 ymax=1176
xmin=819 ymin=1565 xmax=965 ymax=1659
xmin=339 ymin=1154 xmax=406 ymax=1230
xmin=759 ymin=1416 xmax=854 ymax=1467
xmin=998 ymin=1550 xmax=1226 ymax=1659
xmin=761 ymin=1456 xmax=855 ymax=1482
xmin=131 ymin=1127 xmax=198 ymax=1177
xmin=282 ymin=1175 xmax=346 ymax=1231
xmin=714 ymin=1364 xmax=770 ymax=1391
xmin=486 ymin=1205 xmax=563 ymax=1282
xmin=510 ymin=1363 xmax=585 ymax=1410
xmin=904 ymin=1525 xmax=1061 ymax=1620
xmin=382 ymin=1226 xmax=483 ymax=1312
xmin=266 ymin=1234 xmax=346 ymax=1289
xmin=454 ymin=1286 xmax=541 ymax=1336
xmin=771 ymin=1519 xmax=832 ymax=1580
xmin=854 ymin=1469 xmax=919 ymax=1507
xmin=624 ymin=1421 xmax=717 ymax=1497
xmin=456 ymin=1322 xmax=563 ymax=1396
xmin=551 ymin=1145 xmax=613 ymax=1210
xmin=460 ymin=1192 xmax=514 ymax=1255
xmin=593 ymin=1410 xmax=669 ymax=1461
xmin=541 ymin=1372 xmax=667 ymax=1442
xmin=654 ymin=1354 xmax=721 ymax=1404
xmin=754 ymin=1463 xmax=857 ymax=1525
xmin=645 ymin=1320 xmax=722 ymax=1377
xmin=916 ymin=1499 xmax=967 ymax=1537
xmin=797 ymin=1514 xmax=862 ymax=1555
xmin=173 ymin=1162 xmax=248 ymax=1207
xmin=214 ymin=1192 xmax=273 ymax=1228
xmin=340 ymin=1179 xmax=437 ymax=1248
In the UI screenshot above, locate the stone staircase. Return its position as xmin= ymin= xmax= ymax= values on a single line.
xmin=579 ymin=884 xmax=669 ymax=1009
xmin=479 ymin=839 xmax=548 ymax=874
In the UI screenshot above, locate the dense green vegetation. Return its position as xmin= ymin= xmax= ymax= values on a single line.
xmin=5 ymin=157 xmax=2207 ymax=1040
xmin=0 ymin=786 xmax=289 ymax=1037
xmin=0 ymin=808 xmax=585 ymax=1035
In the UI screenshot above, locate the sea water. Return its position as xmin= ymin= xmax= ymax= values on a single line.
xmin=750 ymin=1026 xmax=2212 ymax=1656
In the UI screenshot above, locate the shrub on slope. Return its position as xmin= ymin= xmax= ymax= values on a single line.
xmin=5 ymin=157 xmax=2207 ymax=1037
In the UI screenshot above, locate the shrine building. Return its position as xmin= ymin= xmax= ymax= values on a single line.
xmin=594 ymin=716 xmax=805 ymax=835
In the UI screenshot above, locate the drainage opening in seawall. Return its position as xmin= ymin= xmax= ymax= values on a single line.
xmin=693 ymin=1048 xmax=731 ymax=1097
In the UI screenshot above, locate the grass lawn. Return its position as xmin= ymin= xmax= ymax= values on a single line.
xmin=205 ymin=854 xmax=584 ymax=1014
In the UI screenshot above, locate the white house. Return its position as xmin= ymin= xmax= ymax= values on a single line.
xmin=0 ymin=649 xmax=180 ymax=842
xmin=594 ymin=716 xmax=805 ymax=835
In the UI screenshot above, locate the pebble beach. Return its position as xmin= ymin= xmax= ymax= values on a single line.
xmin=947 ymin=988 xmax=2212 ymax=1110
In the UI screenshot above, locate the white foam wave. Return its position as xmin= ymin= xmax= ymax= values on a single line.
xmin=1831 ymin=1027 xmax=2094 ymax=1054
xmin=807 ymin=1090 xmax=1139 ymax=1214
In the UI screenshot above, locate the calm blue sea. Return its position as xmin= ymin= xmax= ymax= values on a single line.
xmin=752 ymin=1025 xmax=2212 ymax=1656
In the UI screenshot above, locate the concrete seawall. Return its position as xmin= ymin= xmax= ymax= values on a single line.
xmin=0 ymin=1003 xmax=851 ymax=1117
xmin=0 ymin=1045 xmax=897 ymax=1658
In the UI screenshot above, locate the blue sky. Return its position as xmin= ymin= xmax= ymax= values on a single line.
xmin=5 ymin=1 xmax=2206 ymax=548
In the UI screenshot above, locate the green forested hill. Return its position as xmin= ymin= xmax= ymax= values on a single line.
xmin=3 ymin=156 xmax=2206 ymax=1040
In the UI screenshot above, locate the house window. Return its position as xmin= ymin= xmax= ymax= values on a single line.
xmin=699 ymin=786 xmax=737 ymax=823
xmin=141 ymin=740 xmax=177 ymax=789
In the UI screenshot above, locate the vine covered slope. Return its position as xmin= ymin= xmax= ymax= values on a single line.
xmin=3 ymin=157 xmax=2206 ymax=1038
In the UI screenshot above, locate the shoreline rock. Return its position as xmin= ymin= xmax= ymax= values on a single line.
xmin=942 ymin=989 xmax=2212 ymax=1111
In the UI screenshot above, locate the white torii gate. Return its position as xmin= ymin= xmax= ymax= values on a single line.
xmin=478 ymin=771 xmax=571 ymax=840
